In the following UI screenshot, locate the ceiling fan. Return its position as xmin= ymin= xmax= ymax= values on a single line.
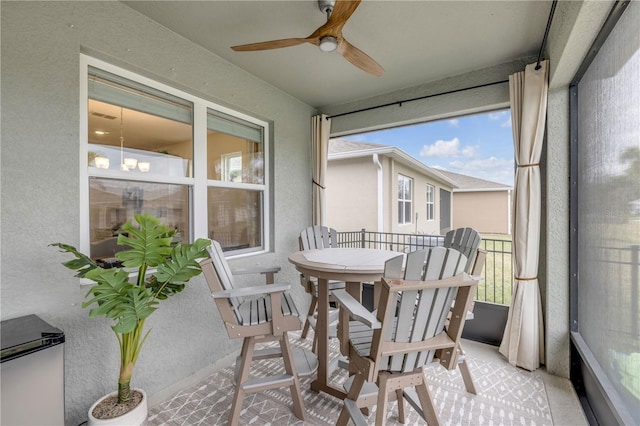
xmin=231 ymin=0 xmax=384 ymax=76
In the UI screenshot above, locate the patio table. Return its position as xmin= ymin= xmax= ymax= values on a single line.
xmin=288 ymin=247 xmax=402 ymax=399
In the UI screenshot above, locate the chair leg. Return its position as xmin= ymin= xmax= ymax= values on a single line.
xmin=414 ymin=375 xmax=440 ymax=426
xmin=301 ymin=294 xmax=317 ymax=340
xmin=280 ymin=333 xmax=306 ymax=421
xmin=458 ymin=344 xmax=477 ymax=394
xmin=228 ymin=337 xmax=256 ymax=426
xmin=337 ymin=373 xmax=366 ymax=426
xmin=395 ymin=388 xmax=406 ymax=423
xmin=375 ymin=372 xmax=391 ymax=426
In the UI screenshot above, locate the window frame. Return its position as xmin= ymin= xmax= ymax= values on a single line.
xmin=397 ymin=174 xmax=413 ymax=225
xmin=425 ymin=184 xmax=435 ymax=221
xmin=79 ymin=55 xmax=271 ymax=257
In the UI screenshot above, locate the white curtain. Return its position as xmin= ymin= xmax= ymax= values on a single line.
xmin=499 ymin=60 xmax=549 ymax=371
xmin=312 ymin=114 xmax=331 ymax=226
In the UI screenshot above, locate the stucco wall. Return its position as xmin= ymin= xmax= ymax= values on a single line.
xmin=389 ymin=160 xmax=443 ymax=235
xmin=0 ymin=2 xmax=315 ymax=424
xmin=452 ymin=191 xmax=510 ymax=234
xmin=326 ymin=157 xmax=378 ymax=231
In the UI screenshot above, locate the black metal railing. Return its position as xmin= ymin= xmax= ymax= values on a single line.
xmin=336 ymin=229 xmax=513 ymax=305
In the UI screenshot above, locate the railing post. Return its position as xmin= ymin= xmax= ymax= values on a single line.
xmin=632 ymin=244 xmax=638 ymax=337
xmin=360 ymin=228 xmax=365 ymax=248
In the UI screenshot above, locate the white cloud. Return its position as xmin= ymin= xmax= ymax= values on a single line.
xmin=448 ymin=118 xmax=459 ymax=127
xmin=489 ymin=111 xmax=507 ymax=120
xmin=445 ymin=156 xmax=515 ymax=186
xmin=420 ymin=138 xmax=461 ymax=157
xmin=420 ymin=137 xmax=476 ymax=158
xmin=501 ymin=118 xmax=512 ymax=128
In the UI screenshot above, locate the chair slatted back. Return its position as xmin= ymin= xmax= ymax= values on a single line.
xmin=204 ymin=240 xmax=243 ymax=324
xmin=299 ymin=226 xmax=338 ymax=250
xmin=444 ymin=227 xmax=481 ymax=273
xmin=376 ymin=247 xmax=468 ymax=373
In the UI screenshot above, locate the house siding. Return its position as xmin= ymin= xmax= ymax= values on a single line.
xmin=1 ymin=2 xmax=315 ymax=424
xmin=390 ymin=161 xmax=445 ymax=235
xmin=326 ymin=156 xmax=379 ymax=231
xmin=453 ymin=190 xmax=511 ymax=234
xmin=326 ymin=153 xmax=451 ymax=235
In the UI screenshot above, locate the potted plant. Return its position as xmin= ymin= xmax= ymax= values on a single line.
xmin=51 ymin=213 xmax=210 ymax=425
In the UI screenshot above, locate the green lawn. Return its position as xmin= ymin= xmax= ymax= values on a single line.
xmin=477 ymin=234 xmax=513 ymax=305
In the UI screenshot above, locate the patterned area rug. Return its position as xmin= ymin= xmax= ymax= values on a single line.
xmin=149 ymin=334 xmax=551 ymax=425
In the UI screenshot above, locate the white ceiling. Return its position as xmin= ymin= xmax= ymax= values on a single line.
xmin=123 ymin=0 xmax=552 ymax=108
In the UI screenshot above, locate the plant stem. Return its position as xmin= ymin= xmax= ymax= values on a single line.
xmin=117 ymin=318 xmax=147 ymax=404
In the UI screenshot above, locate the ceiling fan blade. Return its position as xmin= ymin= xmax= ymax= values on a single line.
xmin=231 ymin=38 xmax=309 ymax=52
xmin=338 ymin=38 xmax=384 ymax=76
xmin=327 ymin=0 xmax=361 ymax=30
xmin=311 ymin=0 xmax=361 ymax=38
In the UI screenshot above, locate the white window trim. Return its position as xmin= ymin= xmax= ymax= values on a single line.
xmin=79 ymin=55 xmax=270 ymax=257
xmin=398 ymin=174 xmax=413 ymax=225
xmin=426 ymin=184 xmax=435 ymax=221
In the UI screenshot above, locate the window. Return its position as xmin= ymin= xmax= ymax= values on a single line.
xmin=426 ymin=184 xmax=435 ymax=221
xmin=397 ymin=174 xmax=412 ymax=224
xmin=81 ymin=56 xmax=269 ymax=258
xmin=207 ymin=109 xmax=265 ymax=251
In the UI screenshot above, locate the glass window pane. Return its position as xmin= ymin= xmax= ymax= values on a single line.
xmin=207 ymin=109 xmax=264 ymax=184
xmin=404 ymin=203 xmax=412 ymax=224
xmin=89 ymin=178 xmax=190 ymax=260
xmin=208 ymin=187 xmax=262 ymax=251
xmin=88 ymin=70 xmax=193 ymax=178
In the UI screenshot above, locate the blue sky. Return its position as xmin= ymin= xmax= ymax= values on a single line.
xmin=343 ymin=109 xmax=515 ymax=186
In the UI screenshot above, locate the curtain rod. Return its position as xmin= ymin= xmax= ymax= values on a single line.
xmin=326 ymin=79 xmax=509 ymax=120
xmin=536 ymin=0 xmax=558 ymax=70
xmin=327 ymin=0 xmax=557 ymax=120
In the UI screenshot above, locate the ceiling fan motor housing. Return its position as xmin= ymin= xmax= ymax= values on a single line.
xmin=318 ymin=0 xmax=335 ymax=15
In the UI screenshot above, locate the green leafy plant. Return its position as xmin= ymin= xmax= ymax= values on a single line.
xmin=51 ymin=214 xmax=210 ymax=405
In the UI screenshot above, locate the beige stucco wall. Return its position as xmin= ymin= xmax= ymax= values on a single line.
xmin=452 ymin=191 xmax=511 ymax=234
xmin=326 ymin=157 xmax=378 ymax=231
xmin=327 ymin=154 xmax=452 ymax=235
xmin=389 ymin=161 xmax=445 ymax=235
xmin=1 ymin=2 xmax=315 ymax=424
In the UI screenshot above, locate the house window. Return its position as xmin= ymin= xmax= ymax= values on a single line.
xmin=82 ymin=56 xmax=269 ymax=258
xmin=426 ymin=184 xmax=435 ymax=220
xmin=397 ymin=174 xmax=413 ymax=224
xmin=207 ymin=109 xmax=265 ymax=251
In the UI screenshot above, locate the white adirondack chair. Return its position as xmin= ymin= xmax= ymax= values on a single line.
xmin=444 ymin=227 xmax=483 ymax=274
xmin=333 ymin=247 xmax=478 ymax=426
xmin=444 ymin=227 xmax=486 ymax=394
xmin=298 ymin=225 xmax=346 ymax=350
xmin=200 ymin=240 xmax=317 ymax=426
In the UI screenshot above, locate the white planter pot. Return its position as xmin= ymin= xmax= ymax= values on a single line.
xmin=87 ymin=388 xmax=148 ymax=426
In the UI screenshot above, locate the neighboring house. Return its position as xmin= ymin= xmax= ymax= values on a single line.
xmin=437 ymin=170 xmax=513 ymax=235
xmin=326 ymin=139 xmax=458 ymax=235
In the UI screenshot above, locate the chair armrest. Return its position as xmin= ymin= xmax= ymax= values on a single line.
xmin=212 ymin=283 xmax=290 ymax=299
xmin=232 ymin=266 xmax=281 ymax=275
xmin=332 ymin=289 xmax=381 ymax=329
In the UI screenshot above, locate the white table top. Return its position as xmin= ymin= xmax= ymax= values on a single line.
xmin=289 ymin=248 xmax=403 ymax=274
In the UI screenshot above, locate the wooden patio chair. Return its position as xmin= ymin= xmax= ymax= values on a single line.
xmin=444 ymin=227 xmax=486 ymax=394
xmin=200 ymin=240 xmax=317 ymax=425
xmin=333 ymin=247 xmax=478 ymax=426
xmin=298 ymin=225 xmax=346 ymax=350
xmin=444 ymin=227 xmax=483 ymax=274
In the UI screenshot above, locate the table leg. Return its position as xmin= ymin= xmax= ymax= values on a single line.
xmin=310 ymin=278 xmax=347 ymax=399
